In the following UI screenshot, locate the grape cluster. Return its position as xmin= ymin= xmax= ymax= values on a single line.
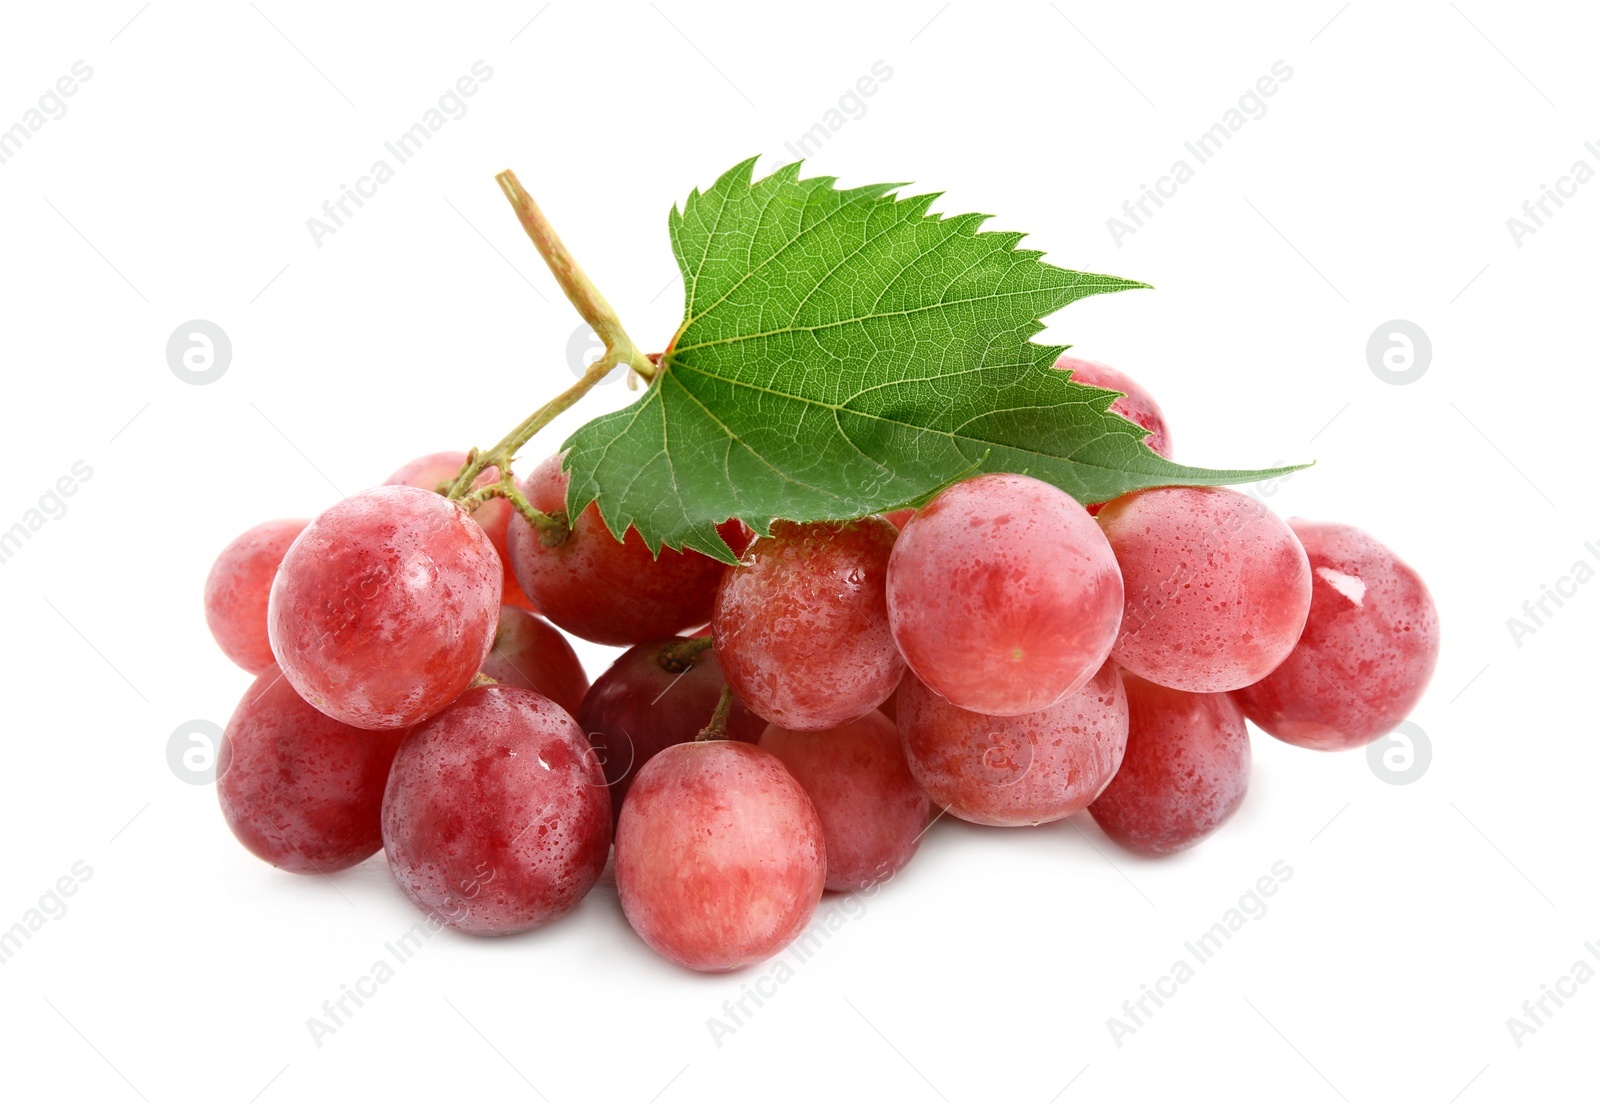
xmin=203 ymin=358 xmax=1439 ymax=973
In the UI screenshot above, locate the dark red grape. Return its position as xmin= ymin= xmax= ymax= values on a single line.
xmin=479 ymin=605 xmax=589 ymax=717
xmin=217 ymin=665 xmax=403 ymax=873
xmin=1089 ymin=672 xmax=1251 ymax=855
xmin=759 ymin=710 xmax=929 ymax=891
xmin=505 ymin=454 xmax=727 ymax=645
xmin=576 ymin=636 xmax=762 ymax=820
xmin=897 ymin=661 xmax=1127 ymax=826
xmin=713 ymin=518 xmax=903 ymax=730
xmin=381 ymin=685 xmax=611 ymax=935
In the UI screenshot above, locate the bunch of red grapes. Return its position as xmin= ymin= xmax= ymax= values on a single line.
xmin=203 ymin=357 xmax=1439 ymax=972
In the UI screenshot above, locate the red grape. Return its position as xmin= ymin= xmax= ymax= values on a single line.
xmin=576 ymin=636 xmax=762 ymax=819
xmin=1054 ymin=355 xmax=1174 ymax=459
xmin=1098 ymin=486 xmax=1311 ymax=693
xmin=1233 ymin=520 xmax=1440 ymax=751
xmin=615 ymin=741 xmax=825 ymax=972
xmin=887 ymin=473 xmax=1123 ymax=716
xmin=204 ymin=518 xmax=307 ymax=673
xmin=479 ymin=605 xmax=589 ymax=717
xmin=759 ymin=710 xmax=929 ymax=890
xmin=381 ymin=685 xmax=611 ymax=935
xmin=883 ymin=508 xmax=916 ymax=530
xmin=1089 ymin=672 xmax=1250 ymax=855
xmin=268 ymin=485 xmax=502 ymax=730
xmin=217 ymin=665 xmax=403 ymax=873
xmin=897 ymin=661 xmax=1127 ymax=826
xmin=385 ymin=450 xmax=533 ymax=611
xmin=505 ymin=454 xmax=727 ymax=645
xmin=713 ymin=518 xmax=903 ymax=730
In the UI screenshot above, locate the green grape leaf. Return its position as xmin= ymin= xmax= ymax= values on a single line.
xmin=562 ymin=158 xmax=1304 ymax=562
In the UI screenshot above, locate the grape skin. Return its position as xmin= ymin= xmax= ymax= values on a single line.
xmin=479 ymin=605 xmax=589 ymax=717
xmin=576 ymin=637 xmax=763 ymax=822
xmin=1232 ymin=520 xmax=1440 ymax=751
xmin=887 ymin=473 xmax=1124 ymax=716
xmin=385 ymin=450 xmax=533 ymax=610
xmin=1098 ymin=486 xmax=1311 ymax=693
xmin=615 ymin=741 xmax=825 ymax=972
xmin=506 ymin=454 xmax=726 ymax=645
xmin=217 ymin=665 xmax=404 ymax=873
xmin=1089 ymin=672 xmax=1251 ymax=856
xmin=204 ymin=518 xmax=307 ymax=673
xmin=759 ymin=710 xmax=929 ymax=891
xmin=268 ymin=485 xmax=502 ymax=730
xmin=897 ymin=661 xmax=1128 ymax=827
xmin=381 ymin=686 xmax=611 ymax=936
xmin=713 ymin=518 xmax=903 ymax=731
xmin=1054 ymin=356 xmax=1174 ymax=460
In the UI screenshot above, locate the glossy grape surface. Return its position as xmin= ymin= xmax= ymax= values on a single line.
xmin=615 ymin=741 xmax=825 ymax=972
xmin=218 ymin=665 xmax=403 ymax=873
xmin=268 ymin=485 xmax=502 ymax=729
xmin=384 ymin=450 xmax=532 ymax=610
xmin=897 ymin=661 xmax=1127 ymax=826
xmin=381 ymin=685 xmax=611 ymax=935
xmin=506 ymin=454 xmax=726 ymax=645
xmin=204 ymin=519 xmax=307 ymax=673
xmin=887 ymin=473 xmax=1123 ymax=716
xmin=479 ymin=605 xmax=589 ymax=717
xmin=576 ymin=636 xmax=763 ymax=819
xmin=1233 ymin=520 xmax=1440 ymax=750
xmin=759 ymin=710 xmax=929 ymax=890
xmin=1098 ymin=486 xmax=1311 ymax=693
xmin=714 ymin=518 xmax=903 ymax=730
xmin=1089 ymin=673 xmax=1250 ymax=855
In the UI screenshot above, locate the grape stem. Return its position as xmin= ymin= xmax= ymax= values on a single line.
xmin=459 ymin=471 xmax=571 ymax=545
xmin=444 ymin=169 xmax=657 ymax=504
xmin=695 ymin=685 xmax=735 ymax=742
xmin=659 ymin=635 xmax=713 ymax=673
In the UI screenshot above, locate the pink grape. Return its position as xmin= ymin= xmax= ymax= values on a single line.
xmin=1055 ymin=355 xmax=1174 ymax=459
xmin=1232 ymin=520 xmax=1440 ymax=751
xmin=759 ymin=710 xmax=929 ymax=890
xmin=268 ymin=485 xmax=502 ymax=729
xmin=217 ymin=665 xmax=403 ymax=873
xmin=897 ymin=661 xmax=1128 ymax=826
xmin=381 ymin=685 xmax=611 ymax=935
xmin=713 ymin=518 xmax=903 ymax=730
xmin=576 ymin=637 xmax=763 ymax=820
xmin=1098 ymin=486 xmax=1311 ymax=693
xmin=1089 ymin=673 xmax=1251 ymax=855
xmin=204 ymin=518 xmax=307 ymax=673
xmin=883 ymin=508 xmax=916 ymax=529
xmin=479 ymin=605 xmax=589 ymax=717
xmin=384 ymin=450 xmax=533 ymax=611
xmin=887 ymin=473 xmax=1123 ymax=716
xmin=506 ymin=453 xmax=729 ymax=645
xmin=615 ymin=741 xmax=825 ymax=972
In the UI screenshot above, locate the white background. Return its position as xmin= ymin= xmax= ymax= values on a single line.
xmin=0 ymin=2 xmax=1594 ymax=1104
